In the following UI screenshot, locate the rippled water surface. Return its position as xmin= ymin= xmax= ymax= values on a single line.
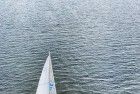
xmin=0 ymin=0 xmax=140 ymax=94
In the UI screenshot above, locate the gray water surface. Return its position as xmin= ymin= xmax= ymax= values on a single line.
xmin=0 ymin=0 xmax=140 ymax=94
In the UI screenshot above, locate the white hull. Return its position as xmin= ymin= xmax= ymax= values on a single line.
xmin=36 ymin=52 xmax=57 ymax=94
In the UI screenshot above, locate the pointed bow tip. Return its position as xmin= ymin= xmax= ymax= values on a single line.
xmin=48 ymin=51 xmax=51 ymax=57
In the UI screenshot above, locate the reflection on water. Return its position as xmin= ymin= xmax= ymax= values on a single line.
xmin=0 ymin=0 xmax=140 ymax=94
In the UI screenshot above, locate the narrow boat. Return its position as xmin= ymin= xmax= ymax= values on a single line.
xmin=36 ymin=52 xmax=57 ymax=94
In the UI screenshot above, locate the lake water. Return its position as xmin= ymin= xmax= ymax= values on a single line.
xmin=0 ymin=0 xmax=140 ymax=94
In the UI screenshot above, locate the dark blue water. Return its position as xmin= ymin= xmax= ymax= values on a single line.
xmin=0 ymin=0 xmax=140 ymax=94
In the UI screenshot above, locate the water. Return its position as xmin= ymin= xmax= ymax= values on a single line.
xmin=0 ymin=0 xmax=140 ymax=94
